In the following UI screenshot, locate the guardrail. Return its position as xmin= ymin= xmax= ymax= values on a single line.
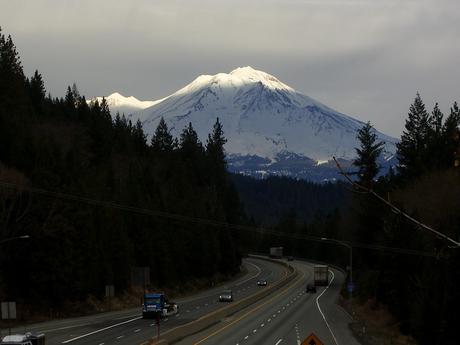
xmin=146 ymin=256 xmax=297 ymax=345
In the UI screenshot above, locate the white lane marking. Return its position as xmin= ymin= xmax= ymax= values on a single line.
xmin=176 ymin=314 xmax=180 ymax=317
xmin=39 ymin=323 xmax=95 ymax=333
xmin=295 ymin=323 xmax=301 ymax=345
xmin=253 ymin=329 xmax=257 ymax=333
xmin=235 ymin=261 xmax=262 ymax=286
xmin=268 ymin=318 xmax=271 ymax=322
xmin=261 ymin=323 xmax=265 ymax=327
xmin=116 ymin=335 xmax=124 ymax=339
xmin=244 ymin=335 xmax=249 ymax=340
xmin=150 ymin=323 xmax=155 ymax=326
xmin=61 ymin=317 xmax=141 ymax=343
xmin=164 ymin=318 xmax=169 ymax=322
xmin=98 ymin=343 xmax=104 ymax=345
xmin=316 ymin=270 xmax=339 ymax=345
xmin=134 ymin=329 xmax=141 ymax=333
xmin=275 ymin=339 xmax=283 ymax=345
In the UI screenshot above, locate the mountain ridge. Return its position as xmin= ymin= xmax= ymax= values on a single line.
xmin=91 ymin=67 xmax=397 ymax=181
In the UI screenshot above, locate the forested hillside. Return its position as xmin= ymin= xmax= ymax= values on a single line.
xmin=230 ymin=174 xmax=350 ymax=225
xmin=252 ymin=94 xmax=460 ymax=344
xmin=0 ymin=29 xmax=241 ymax=316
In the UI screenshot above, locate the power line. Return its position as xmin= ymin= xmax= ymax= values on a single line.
xmin=0 ymin=180 xmax=438 ymax=257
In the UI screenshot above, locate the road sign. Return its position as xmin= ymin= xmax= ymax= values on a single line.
xmin=1 ymin=301 xmax=16 ymax=320
xmin=301 ymin=333 xmax=324 ymax=345
xmin=347 ymin=282 xmax=355 ymax=293
xmin=105 ymin=285 xmax=115 ymax=297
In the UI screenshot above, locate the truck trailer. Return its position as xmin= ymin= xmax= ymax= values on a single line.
xmin=269 ymin=247 xmax=283 ymax=259
xmin=314 ymin=265 xmax=329 ymax=286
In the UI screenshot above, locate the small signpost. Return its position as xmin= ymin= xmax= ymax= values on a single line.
xmin=1 ymin=301 xmax=17 ymax=335
xmin=347 ymin=282 xmax=355 ymax=293
xmin=301 ymin=333 xmax=324 ymax=345
xmin=105 ymin=285 xmax=115 ymax=311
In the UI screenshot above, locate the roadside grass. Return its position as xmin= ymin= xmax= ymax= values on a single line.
xmin=349 ymin=298 xmax=417 ymax=345
xmin=0 ymin=265 xmax=247 ymax=327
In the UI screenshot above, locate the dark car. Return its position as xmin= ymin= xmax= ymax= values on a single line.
xmin=219 ymin=289 xmax=233 ymax=302
xmin=257 ymin=279 xmax=268 ymax=286
xmin=306 ymin=283 xmax=317 ymax=293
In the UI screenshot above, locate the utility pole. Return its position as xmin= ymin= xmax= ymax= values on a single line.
xmin=321 ymin=237 xmax=353 ymax=314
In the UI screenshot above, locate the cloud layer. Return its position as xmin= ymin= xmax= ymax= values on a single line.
xmin=2 ymin=0 xmax=459 ymax=136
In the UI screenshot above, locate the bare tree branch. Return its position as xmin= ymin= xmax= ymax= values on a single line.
xmin=333 ymin=156 xmax=460 ymax=248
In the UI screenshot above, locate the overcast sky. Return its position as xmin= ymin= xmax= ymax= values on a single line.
xmin=1 ymin=0 xmax=459 ymax=136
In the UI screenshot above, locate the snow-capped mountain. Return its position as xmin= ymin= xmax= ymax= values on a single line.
xmin=128 ymin=67 xmax=398 ymax=181
xmin=89 ymin=92 xmax=159 ymax=116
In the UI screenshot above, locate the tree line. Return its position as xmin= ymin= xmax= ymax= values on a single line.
xmin=0 ymin=28 xmax=241 ymax=316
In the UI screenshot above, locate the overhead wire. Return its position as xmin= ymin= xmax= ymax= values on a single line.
xmin=0 ymin=180 xmax=439 ymax=258
xmin=332 ymin=156 xmax=460 ymax=248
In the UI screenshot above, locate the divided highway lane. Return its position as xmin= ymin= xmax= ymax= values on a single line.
xmin=6 ymin=258 xmax=286 ymax=345
xmin=181 ymin=261 xmax=360 ymax=345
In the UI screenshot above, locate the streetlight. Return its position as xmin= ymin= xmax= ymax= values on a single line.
xmin=0 ymin=235 xmax=30 ymax=245
xmin=321 ymin=237 xmax=353 ymax=314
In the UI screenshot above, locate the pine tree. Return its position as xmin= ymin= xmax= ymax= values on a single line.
xmin=427 ymin=103 xmax=444 ymax=169
xmin=27 ymin=70 xmax=46 ymax=114
xmin=151 ymin=117 xmax=175 ymax=152
xmin=64 ymin=86 xmax=75 ymax=110
xmin=179 ymin=122 xmax=204 ymax=168
xmin=206 ymin=118 xmax=227 ymax=184
xmin=396 ymin=93 xmax=431 ymax=178
xmin=133 ymin=119 xmax=147 ymax=151
xmin=441 ymin=102 xmax=460 ymax=168
xmin=353 ymin=122 xmax=385 ymax=188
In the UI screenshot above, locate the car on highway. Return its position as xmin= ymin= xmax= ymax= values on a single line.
xmin=306 ymin=283 xmax=317 ymax=293
xmin=219 ymin=289 xmax=233 ymax=302
xmin=0 ymin=333 xmax=45 ymax=345
xmin=257 ymin=279 xmax=268 ymax=286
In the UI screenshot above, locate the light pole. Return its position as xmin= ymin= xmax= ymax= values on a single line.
xmin=0 ymin=235 xmax=30 ymax=246
xmin=321 ymin=237 xmax=353 ymax=314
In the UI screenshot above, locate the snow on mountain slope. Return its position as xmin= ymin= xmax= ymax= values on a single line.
xmin=131 ymin=66 xmax=397 ymax=164
xmin=89 ymin=92 xmax=161 ymax=116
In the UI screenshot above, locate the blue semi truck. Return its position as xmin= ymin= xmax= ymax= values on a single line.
xmin=142 ymin=292 xmax=178 ymax=318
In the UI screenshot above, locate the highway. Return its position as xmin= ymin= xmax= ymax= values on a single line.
xmin=177 ymin=260 xmax=360 ymax=345
xmin=5 ymin=258 xmax=286 ymax=345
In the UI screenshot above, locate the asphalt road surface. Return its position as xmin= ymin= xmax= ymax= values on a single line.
xmin=179 ymin=260 xmax=360 ymax=345
xmin=3 ymin=258 xmax=286 ymax=345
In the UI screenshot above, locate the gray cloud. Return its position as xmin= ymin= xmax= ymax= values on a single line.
xmin=1 ymin=0 xmax=459 ymax=136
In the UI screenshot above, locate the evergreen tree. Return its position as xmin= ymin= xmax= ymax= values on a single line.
xmin=427 ymin=103 xmax=444 ymax=169
xmin=441 ymin=102 xmax=460 ymax=168
xmin=397 ymin=93 xmax=431 ymax=178
xmin=151 ymin=117 xmax=175 ymax=152
xmin=353 ymin=122 xmax=384 ymax=188
xmin=206 ymin=118 xmax=227 ymax=185
xmin=64 ymin=86 xmax=76 ymax=110
xmin=27 ymin=70 xmax=46 ymax=114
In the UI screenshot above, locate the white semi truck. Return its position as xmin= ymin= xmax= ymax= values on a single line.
xmin=314 ymin=265 xmax=329 ymax=286
xmin=269 ymin=247 xmax=283 ymax=259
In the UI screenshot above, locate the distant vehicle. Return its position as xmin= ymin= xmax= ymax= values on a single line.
xmin=0 ymin=333 xmax=45 ymax=345
xmin=142 ymin=292 xmax=178 ymax=319
xmin=287 ymin=256 xmax=294 ymax=261
xmin=257 ymin=279 xmax=268 ymax=286
xmin=314 ymin=265 xmax=329 ymax=286
xmin=219 ymin=289 xmax=233 ymax=302
xmin=306 ymin=283 xmax=317 ymax=293
xmin=269 ymin=247 xmax=283 ymax=259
